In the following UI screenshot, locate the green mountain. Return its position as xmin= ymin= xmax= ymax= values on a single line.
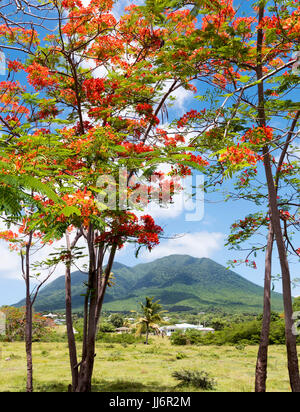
xmin=15 ymin=255 xmax=283 ymax=313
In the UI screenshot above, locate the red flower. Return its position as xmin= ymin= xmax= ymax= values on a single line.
xmin=26 ymin=62 xmax=57 ymax=90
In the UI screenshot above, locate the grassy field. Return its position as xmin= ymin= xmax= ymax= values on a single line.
xmin=0 ymin=337 xmax=293 ymax=392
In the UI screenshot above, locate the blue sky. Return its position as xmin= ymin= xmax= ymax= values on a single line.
xmin=0 ymin=0 xmax=299 ymax=307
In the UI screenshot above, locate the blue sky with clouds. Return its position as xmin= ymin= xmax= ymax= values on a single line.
xmin=0 ymin=0 xmax=299 ymax=306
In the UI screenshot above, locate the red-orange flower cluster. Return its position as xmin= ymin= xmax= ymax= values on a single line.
xmin=26 ymin=62 xmax=57 ymax=91
xmin=241 ymin=126 xmax=273 ymax=145
xmin=95 ymin=213 xmax=163 ymax=250
xmin=219 ymin=145 xmax=262 ymax=166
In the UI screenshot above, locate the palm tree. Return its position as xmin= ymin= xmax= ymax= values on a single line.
xmin=134 ymin=297 xmax=166 ymax=344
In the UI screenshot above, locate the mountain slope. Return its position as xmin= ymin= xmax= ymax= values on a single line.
xmin=14 ymin=255 xmax=283 ymax=313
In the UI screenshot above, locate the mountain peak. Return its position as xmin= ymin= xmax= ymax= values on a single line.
xmin=111 ymin=262 xmax=129 ymax=270
xmin=14 ymin=254 xmax=283 ymax=314
xmin=153 ymin=254 xmax=215 ymax=262
xmin=144 ymin=254 xmax=220 ymax=270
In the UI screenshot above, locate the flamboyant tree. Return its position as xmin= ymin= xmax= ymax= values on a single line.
xmin=0 ymin=0 xmax=213 ymax=392
xmin=146 ymin=0 xmax=300 ymax=392
xmin=225 ymin=143 xmax=299 ymax=392
xmin=1 ymin=0 xmax=298 ymax=393
xmin=0 ymin=75 xmax=66 ymax=392
xmin=0 ymin=191 xmax=61 ymax=393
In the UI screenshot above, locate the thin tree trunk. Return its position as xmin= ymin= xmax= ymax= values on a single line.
xmin=76 ymin=225 xmax=97 ymax=392
xmin=76 ymin=305 xmax=97 ymax=391
xmin=256 ymin=2 xmax=300 ymax=391
xmin=75 ymin=241 xmax=117 ymax=392
xmin=25 ymin=232 xmax=33 ymax=393
xmin=77 ymin=279 xmax=97 ymax=392
xmin=25 ymin=291 xmax=33 ymax=393
xmin=65 ymin=230 xmax=79 ymax=391
xmin=95 ymin=244 xmax=117 ymax=327
xmin=263 ymin=153 xmax=300 ymax=391
xmin=255 ymin=109 xmax=299 ymax=392
xmin=255 ymin=223 xmax=274 ymax=392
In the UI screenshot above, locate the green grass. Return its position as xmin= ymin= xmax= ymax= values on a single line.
xmin=0 ymin=337 xmax=294 ymax=392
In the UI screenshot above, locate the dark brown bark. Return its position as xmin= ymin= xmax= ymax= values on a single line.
xmin=255 ymin=110 xmax=300 ymax=391
xmin=65 ymin=230 xmax=79 ymax=391
xmin=255 ymin=223 xmax=274 ymax=392
xmin=25 ymin=289 xmax=33 ymax=393
xmin=22 ymin=226 xmax=53 ymax=392
xmin=262 ymin=148 xmax=300 ymax=392
xmin=76 ymin=275 xmax=97 ymax=393
xmin=256 ymin=3 xmax=300 ymax=392
xmin=76 ymin=227 xmax=97 ymax=392
xmin=71 ymin=224 xmax=118 ymax=392
xmin=95 ymin=244 xmax=117 ymax=327
xmin=24 ymin=231 xmax=33 ymax=393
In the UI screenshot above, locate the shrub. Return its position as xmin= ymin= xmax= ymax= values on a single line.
xmin=109 ymin=314 xmax=124 ymax=328
xmin=0 ymin=306 xmax=56 ymax=342
xmin=221 ymin=320 xmax=261 ymax=345
xmin=176 ymin=352 xmax=187 ymax=359
xmin=169 ymin=331 xmax=188 ymax=345
xmin=96 ymin=332 xmax=144 ymax=345
xmin=107 ymin=351 xmax=125 ymax=361
xmin=172 ymin=369 xmax=216 ymax=390
xmin=7 ymin=353 xmax=21 ymax=360
xmin=99 ymin=322 xmax=116 ymax=333
xmin=269 ymin=320 xmax=286 ymax=344
xmin=169 ymin=319 xmax=289 ymax=346
xmin=40 ymin=329 xmax=67 ymax=342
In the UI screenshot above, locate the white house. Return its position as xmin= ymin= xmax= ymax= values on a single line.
xmin=44 ymin=313 xmax=58 ymax=318
xmin=160 ymin=323 xmax=214 ymax=337
xmin=115 ymin=326 xmax=131 ymax=334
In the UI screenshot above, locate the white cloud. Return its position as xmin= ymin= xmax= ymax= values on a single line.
xmin=113 ymin=0 xmax=144 ymax=18
xmin=170 ymin=87 xmax=194 ymax=113
xmin=292 ymin=141 xmax=300 ymax=157
xmin=161 ymin=81 xmax=194 ymax=114
xmin=0 ymin=225 xmax=89 ymax=282
xmin=0 ymin=239 xmax=66 ymax=282
xmin=129 ymin=168 xmax=205 ymax=221
xmin=0 ymin=221 xmax=23 ymax=279
xmin=0 ymin=241 xmax=21 ymax=279
xmin=140 ymin=231 xmax=224 ymax=261
xmin=141 ymin=197 xmax=184 ymax=220
xmin=81 ymin=0 xmax=144 ymax=18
